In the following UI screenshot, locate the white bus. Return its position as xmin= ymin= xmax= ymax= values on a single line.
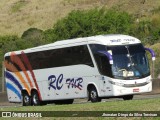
xmin=4 ymin=34 xmax=155 ymax=106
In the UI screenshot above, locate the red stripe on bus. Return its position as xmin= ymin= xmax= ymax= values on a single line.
xmin=10 ymin=52 xmax=34 ymax=89
xmin=21 ymin=51 xmax=42 ymax=100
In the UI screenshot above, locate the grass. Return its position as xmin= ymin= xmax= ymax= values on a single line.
xmin=0 ymin=0 xmax=98 ymax=36
xmin=0 ymin=0 xmax=160 ymax=36
xmin=0 ymin=98 xmax=160 ymax=119
xmin=11 ymin=0 xmax=27 ymax=13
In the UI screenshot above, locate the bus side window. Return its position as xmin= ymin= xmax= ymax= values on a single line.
xmin=90 ymin=44 xmax=113 ymax=78
xmin=100 ymin=56 xmax=112 ymax=77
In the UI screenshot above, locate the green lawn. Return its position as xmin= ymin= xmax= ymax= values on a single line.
xmin=0 ymin=98 xmax=160 ymax=120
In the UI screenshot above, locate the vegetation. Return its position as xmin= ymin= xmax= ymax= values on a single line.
xmin=1 ymin=98 xmax=160 ymax=111
xmin=11 ymin=0 xmax=28 ymax=13
xmin=150 ymin=43 xmax=160 ymax=78
xmin=45 ymin=9 xmax=133 ymax=42
xmin=22 ymin=28 xmax=47 ymax=46
xmin=1 ymin=7 xmax=160 ymax=77
xmin=0 ymin=1 xmax=160 ymax=119
xmin=1 ymin=0 xmax=160 ymax=36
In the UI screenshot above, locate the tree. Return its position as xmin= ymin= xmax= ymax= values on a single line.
xmin=22 ymin=28 xmax=47 ymax=47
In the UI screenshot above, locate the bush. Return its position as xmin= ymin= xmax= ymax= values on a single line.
xmin=0 ymin=35 xmax=23 ymax=76
xmin=22 ymin=28 xmax=47 ymax=47
xmin=0 ymin=35 xmax=20 ymax=53
xmin=150 ymin=14 xmax=160 ymax=44
xmin=45 ymin=8 xmax=133 ymax=42
xmin=131 ymin=20 xmax=152 ymax=44
xmin=131 ymin=14 xmax=160 ymax=45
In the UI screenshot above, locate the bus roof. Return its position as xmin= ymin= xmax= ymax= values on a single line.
xmin=5 ymin=34 xmax=141 ymax=56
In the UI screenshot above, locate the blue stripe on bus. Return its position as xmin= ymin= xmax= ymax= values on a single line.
xmin=5 ymin=71 xmax=23 ymax=91
xmin=6 ymin=82 xmax=21 ymax=100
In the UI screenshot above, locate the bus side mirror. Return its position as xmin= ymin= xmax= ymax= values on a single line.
xmin=98 ymin=51 xmax=113 ymax=64
xmin=145 ymin=47 xmax=155 ymax=78
xmin=145 ymin=48 xmax=155 ymax=61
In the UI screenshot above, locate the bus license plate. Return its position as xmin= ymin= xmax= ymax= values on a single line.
xmin=133 ymin=88 xmax=139 ymax=92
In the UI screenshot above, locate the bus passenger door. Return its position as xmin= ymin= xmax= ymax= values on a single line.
xmin=98 ymin=56 xmax=113 ymax=96
xmin=98 ymin=75 xmax=106 ymax=96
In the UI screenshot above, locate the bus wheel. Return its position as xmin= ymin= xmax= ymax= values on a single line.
xmin=123 ymin=95 xmax=133 ymax=100
xmin=89 ymin=86 xmax=101 ymax=103
xmin=22 ymin=92 xmax=31 ymax=106
xmin=31 ymin=91 xmax=40 ymax=106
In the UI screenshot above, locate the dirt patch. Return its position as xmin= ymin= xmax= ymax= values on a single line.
xmin=0 ymin=92 xmax=18 ymax=106
xmin=0 ymin=92 xmax=7 ymax=102
xmin=152 ymin=79 xmax=160 ymax=93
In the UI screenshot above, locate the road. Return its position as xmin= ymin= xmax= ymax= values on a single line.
xmin=0 ymin=92 xmax=159 ymax=108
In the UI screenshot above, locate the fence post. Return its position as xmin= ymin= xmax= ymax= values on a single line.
xmin=152 ymin=60 xmax=155 ymax=79
xmin=2 ymin=61 xmax=4 ymax=92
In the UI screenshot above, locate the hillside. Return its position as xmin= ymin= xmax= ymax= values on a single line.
xmin=0 ymin=0 xmax=160 ymax=36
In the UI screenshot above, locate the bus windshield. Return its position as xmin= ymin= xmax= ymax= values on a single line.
xmin=90 ymin=44 xmax=150 ymax=80
xmin=109 ymin=44 xmax=150 ymax=79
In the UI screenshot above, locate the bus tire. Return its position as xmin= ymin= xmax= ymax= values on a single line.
xmin=89 ymin=86 xmax=101 ymax=103
xmin=22 ymin=92 xmax=31 ymax=106
xmin=123 ymin=95 xmax=133 ymax=100
xmin=31 ymin=91 xmax=40 ymax=106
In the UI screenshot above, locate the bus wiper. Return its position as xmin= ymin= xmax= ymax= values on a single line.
xmin=125 ymin=46 xmax=144 ymax=78
xmin=125 ymin=46 xmax=134 ymax=66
